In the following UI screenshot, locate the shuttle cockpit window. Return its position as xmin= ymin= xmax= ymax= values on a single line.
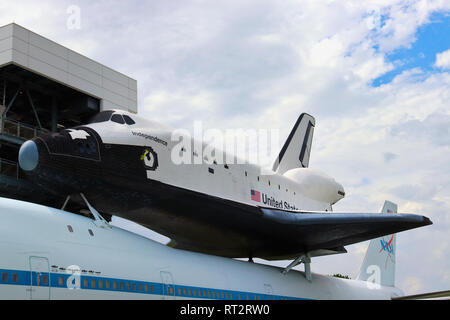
xmin=88 ymin=111 xmax=114 ymax=124
xmin=123 ymin=115 xmax=136 ymax=125
xmin=111 ymin=114 xmax=125 ymax=124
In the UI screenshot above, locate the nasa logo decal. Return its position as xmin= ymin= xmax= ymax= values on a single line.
xmin=141 ymin=147 xmax=158 ymax=171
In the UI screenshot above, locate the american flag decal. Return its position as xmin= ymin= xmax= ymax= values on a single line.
xmin=251 ymin=189 xmax=261 ymax=202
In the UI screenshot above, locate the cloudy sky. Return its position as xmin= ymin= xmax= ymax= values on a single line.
xmin=1 ymin=0 xmax=449 ymax=296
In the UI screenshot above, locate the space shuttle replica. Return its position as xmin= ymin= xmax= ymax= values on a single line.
xmin=18 ymin=110 xmax=431 ymax=261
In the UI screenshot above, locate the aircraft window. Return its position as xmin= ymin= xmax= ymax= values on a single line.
xmin=106 ymin=280 xmax=110 ymax=289
xmin=132 ymin=283 xmax=136 ymax=291
xmin=91 ymin=279 xmax=96 ymax=288
xmin=193 ymin=289 xmax=197 ymax=296
xmin=58 ymin=276 xmax=63 ymax=286
xmin=88 ymin=111 xmax=114 ymax=124
xmin=42 ymin=275 xmax=48 ymax=285
xmin=245 ymin=171 xmax=247 ymax=177
xmin=120 ymin=282 xmax=124 ymax=291
xmin=208 ymin=167 xmax=214 ymax=174
xmin=84 ymin=278 xmax=88 ymax=287
xmin=238 ymin=293 xmax=241 ymax=300
xmin=12 ymin=273 xmax=18 ymax=283
xmin=98 ymin=279 xmax=103 ymax=289
xmin=113 ymin=281 xmax=117 ymax=290
xmin=139 ymin=283 xmax=143 ymax=291
xmin=67 ymin=225 xmax=73 ymax=233
xmin=126 ymin=282 xmax=130 ymax=291
xmin=183 ymin=288 xmax=187 ymax=295
xmin=144 ymin=284 xmax=148 ymax=292
xmin=169 ymin=287 xmax=174 ymax=295
xmin=123 ymin=115 xmax=136 ymax=125
xmin=151 ymin=284 xmax=154 ymax=293
xmin=188 ymin=288 xmax=192 ymax=296
xmin=111 ymin=114 xmax=125 ymax=124
xmin=1 ymin=272 xmax=7 ymax=282
xmin=88 ymin=229 xmax=94 ymax=236
xmin=224 ymin=164 xmax=229 ymax=169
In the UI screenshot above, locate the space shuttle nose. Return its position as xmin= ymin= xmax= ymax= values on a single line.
xmin=19 ymin=140 xmax=39 ymax=171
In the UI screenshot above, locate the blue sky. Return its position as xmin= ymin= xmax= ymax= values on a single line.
xmin=1 ymin=0 xmax=449 ymax=296
xmin=373 ymin=12 xmax=450 ymax=86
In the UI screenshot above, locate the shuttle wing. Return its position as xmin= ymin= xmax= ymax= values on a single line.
xmin=168 ymin=205 xmax=431 ymax=260
xmin=259 ymin=208 xmax=432 ymax=252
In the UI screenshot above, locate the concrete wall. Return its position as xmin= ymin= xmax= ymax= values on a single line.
xmin=0 ymin=23 xmax=137 ymax=113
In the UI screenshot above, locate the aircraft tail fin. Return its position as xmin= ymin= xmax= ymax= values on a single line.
xmin=356 ymin=201 xmax=398 ymax=287
xmin=272 ymin=113 xmax=315 ymax=175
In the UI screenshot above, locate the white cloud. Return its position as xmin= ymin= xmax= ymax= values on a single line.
xmin=435 ymin=49 xmax=450 ymax=69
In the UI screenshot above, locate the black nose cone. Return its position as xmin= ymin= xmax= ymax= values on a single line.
xmin=19 ymin=140 xmax=39 ymax=171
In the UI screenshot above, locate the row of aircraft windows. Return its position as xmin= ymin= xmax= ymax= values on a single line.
xmin=1 ymin=272 xmax=49 ymax=285
xmin=79 ymin=277 xmax=155 ymax=293
xmin=1 ymin=271 xmax=291 ymax=300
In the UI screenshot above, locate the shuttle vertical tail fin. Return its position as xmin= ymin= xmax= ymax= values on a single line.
xmin=356 ymin=201 xmax=397 ymax=287
xmin=272 ymin=113 xmax=315 ymax=175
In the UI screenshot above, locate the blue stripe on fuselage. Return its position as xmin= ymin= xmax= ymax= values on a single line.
xmin=0 ymin=268 xmax=305 ymax=300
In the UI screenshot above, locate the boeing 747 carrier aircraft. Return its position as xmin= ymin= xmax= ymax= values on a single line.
xmin=18 ymin=111 xmax=431 ymax=260
xmin=0 ymin=197 xmax=433 ymax=300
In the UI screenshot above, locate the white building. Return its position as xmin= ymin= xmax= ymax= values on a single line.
xmin=0 ymin=23 xmax=137 ymax=114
